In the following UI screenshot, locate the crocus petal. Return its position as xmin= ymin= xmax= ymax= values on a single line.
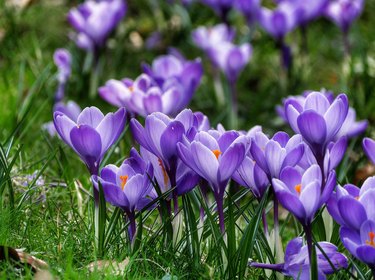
xmin=272 ymin=131 xmax=290 ymax=147
xmin=218 ymin=131 xmax=240 ymax=152
xmin=219 ymin=141 xmax=246 ymax=182
xmin=304 ymin=92 xmax=330 ymax=115
xmin=359 ymin=176 xmax=375 ymax=196
xmin=301 ymin=164 xmax=322 ymax=189
xmin=279 ymin=167 xmax=302 ymax=193
xmin=363 ymin=138 xmax=375 ymax=165
xmin=143 ymin=92 xmax=163 ymax=114
xmin=275 ymin=189 xmax=306 ymax=222
xmin=70 ymin=125 xmax=102 ymax=167
xmin=265 ymin=140 xmax=286 ymax=178
xmin=191 ymin=141 xmax=219 ymax=188
xmin=96 ymin=108 xmax=126 ymax=155
xmin=338 ymin=196 xmax=367 ymax=230
xmin=359 ymin=189 xmax=375 ymax=221
xmin=297 ymin=110 xmax=327 ymax=145
xmin=282 ymin=143 xmax=304 ymax=169
xmin=340 ymin=227 xmax=361 ymax=258
xmin=320 ymin=171 xmax=336 ymax=206
xmin=100 ymin=164 xmax=118 ymax=184
xmin=360 ymin=220 xmax=375 ymax=245
xmin=356 ymin=246 xmax=375 ymax=266
xmin=300 ymin=181 xmax=321 ymax=222
xmin=160 ymin=121 xmax=185 ymax=160
xmin=100 ymin=180 xmax=128 ymax=208
xmin=53 ymin=113 xmax=76 ymax=147
xmin=250 ymin=140 xmax=269 ymax=175
xmin=324 ymin=94 xmax=349 ymax=141
xmin=123 ymin=174 xmax=147 ymax=211
xmin=77 ymin=106 xmax=104 ymax=127
xmin=144 ymin=115 xmax=167 ymax=157
xmin=130 ymin=119 xmax=151 ymax=152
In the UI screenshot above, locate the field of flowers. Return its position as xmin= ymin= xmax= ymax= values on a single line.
xmin=1 ymin=0 xmax=375 ymax=279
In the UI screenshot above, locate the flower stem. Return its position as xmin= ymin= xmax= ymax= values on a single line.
xmin=304 ymin=223 xmax=317 ymax=279
xmin=126 ymin=211 xmax=137 ymax=244
xmin=262 ymin=209 xmax=269 ymax=236
xmin=229 ymin=79 xmax=238 ymax=129
xmin=216 ymin=195 xmax=225 ymax=234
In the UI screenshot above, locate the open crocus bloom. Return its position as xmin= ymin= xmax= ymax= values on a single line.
xmin=53 ymin=106 xmax=126 ymax=175
xmin=68 ymin=0 xmax=126 ymax=50
xmin=273 ymin=164 xmax=336 ymax=226
xmin=250 ymin=131 xmax=305 ymax=180
xmin=327 ymin=176 xmax=375 ymax=267
xmin=250 ymin=237 xmax=348 ymax=279
xmin=285 ymin=91 xmax=348 ymax=158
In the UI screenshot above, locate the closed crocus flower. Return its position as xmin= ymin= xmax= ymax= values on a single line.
xmin=192 ymin=24 xmax=235 ymax=50
xmin=177 ymin=130 xmax=249 ymax=232
xmin=53 ymin=106 xmax=126 ymax=175
xmin=208 ymin=42 xmax=252 ymax=83
xmin=250 ymin=131 xmax=305 ymax=180
xmin=272 ymin=164 xmax=336 ymax=226
xmin=234 ymin=0 xmax=260 ymax=24
xmin=250 ymin=237 xmax=348 ymax=279
xmin=91 ymin=152 xmax=153 ymax=241
xmin=53 ymin=49 xmax=72 ymax=102
xmin=232 ymin=156 xmax=269 ymax=200
xmin=363 ymin=138 xmax=375 ymax=164
xmin=68 ymin=0 xmax=126 ymax=51
xmin=281 ymin=0 xmax=328 ymax=26
xmin=325 ymin=0 xmax=364 ymax=33
xmin=259 ymin=5 xmax=297 ymax=40
xmin=284 ymin=91 xmax=349 ymax=159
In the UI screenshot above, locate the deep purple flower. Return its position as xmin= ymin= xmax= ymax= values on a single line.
xmin=91 ymin=149 xmax=153 ymax=241
xmin=363 ymin=138 xmax=375 ymax=165
xmin=208 ymin=41 xmax=252 ymax=82
xmin=279 ymin=91 xmax=367 ymax=142
xmin=250 ymin=131 xmax=305 ymax=180
xmin=273 ymin=164 xmax=336 ymax=226
xmin=250 ymin=237 xmax=348 ymax=279
xmin=200 ymin=0 xmax=234 ymax=19
xmin=54 ymin=106 xmax=126 ymax=175
xmin=68 ymin=0 xmax=126 ymax=51
xmin=325 ymin=0 xmax=364 ymax=33
xmin=284 ymin=91 xmax=349 ymax=159
xmin=192 ymin=24 xmax=235 ymax=50
xmin=177 ymin=130 xmax=249 ymax=232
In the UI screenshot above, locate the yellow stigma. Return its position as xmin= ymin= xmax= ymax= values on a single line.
xmin=212 ymin=149 xmax=222 ymax=160
xmin=295 ymin=184 xmax=302 ymax=194
xmin=366 ymin=232 xmax=375 ymax=247
xmin=120 ymin=175 xmax=128 ymax=190
xmin=158 ymin=159 xmax=169 ymax=186
xmin=128 ymin=86 xmax=134 ymax=92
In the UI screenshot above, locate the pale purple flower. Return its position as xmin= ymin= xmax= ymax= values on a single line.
xmin=192 ymin=24 xmax=235 ymax=50
xmin=363 ymin=138 xmax=375 ymax=164
xmin=200 ymin=0 xmax=234 ymax=19
xmin=234 ymin=0 xmax=260 ymax=24
xmin=53 ymin=106 xmax=126 ymax=175
xmin=54 ymin=49 xmax=72 ymax=84
xmin=325 ymin=0 xmax=364 ymax=33
xmin=68 ymin=0 xmax=126 ymax=51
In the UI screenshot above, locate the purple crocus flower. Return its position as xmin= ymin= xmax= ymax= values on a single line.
xmin=250 ymin=237 xmax=348 ymax=279
xmin=249 ymin=131 xmax=305 ymax=180
xmin=177 ymin=130 xmax=249 ymax=232
xmin=234 ymin=0 xmax=260 ymax=24
xmin=68 ymin=0 xmax=126 ymax=51
xmin=279 ymin=91 xmax=367 ymax=142
xmin=272 ymin=164 xmax=336 ymax=226
xmin=200 ymin=0 xmax=234 ymax=20
xmin=284 ymin=91 xmax=349 ymax=161
xmin=327 ymin=177 xmax=375 ymax=269
xmin=43 ymin=101 xmax=82 ymax=137
xmin=232 ymin=156 xmax=269 ymax=200
xmin=53 ymin=106 xmax=126 ymax=175
xmin=192 ymin=24 xmax=235 ymax=50
xmin=363 ymin=138 xmax=375 ymax=165
xmin=325 ymin=0 xmax=364 ymax=34
xmin=53 ymin=49 xmax=72 ymax=102
xmin=91 ymin=148 xmax=153 ymax=242
xmin=207 ymin=41 xmax=252 ymax=83
xmin=100 ymin=54 xmax=202 ymax=117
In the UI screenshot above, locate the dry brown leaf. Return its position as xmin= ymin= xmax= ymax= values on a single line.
xmin=355 ymin=163 xmax=375 ymax=184
xmin=16 ymin=249 xmax=49 ymax=271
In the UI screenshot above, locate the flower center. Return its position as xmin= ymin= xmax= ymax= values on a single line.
xmin=128 ymin=85 xmax=134 ymax=92
xmin=355 ymin=196 xmax=360 ymax=200
xmin=294 ymin=184 xmax=302 ymax=194
xmin=120 ymin=175 xmax=128 ymax=190
xmin=212 ymin=149 xmax=222 ymax=160
xmin=366 ymin=232 xmax=375 ymax=247
xmin=158 ymin=158 xmax=169 ymax=186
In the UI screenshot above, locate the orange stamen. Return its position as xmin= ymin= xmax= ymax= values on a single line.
xmin=128 ymin=86 xmax=134 ymax=92
xmin=158 ymin=159 xmax=169 ymax=186
xmin=212 ymin=149 xmax=222 ymax=160
xmin=295 ymin=184 xmax=302 ymax=194
xmin=120 ymin=175 xmax=128 ymax=190
xmin=366 ymin=232 xmax=375 ymax=247
xmin=355 ymin=196 xmax=360 ymax=200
